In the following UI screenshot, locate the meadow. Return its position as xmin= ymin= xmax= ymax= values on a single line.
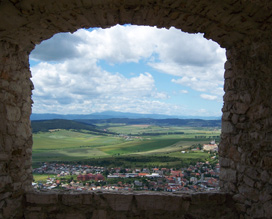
xmin=32 ymin=123 xmax=220 ymax=168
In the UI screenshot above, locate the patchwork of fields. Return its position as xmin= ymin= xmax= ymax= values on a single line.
xmin=32 ymin=123 xmax=220 ymax=168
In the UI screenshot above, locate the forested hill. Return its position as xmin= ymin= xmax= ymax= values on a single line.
xmin=76 ymin=118 xmax=221 ymax=127
xmin=31 ymin=119 xmax=104 ymax=133
xmin=31 ymin=118 xmax=221 ymax=133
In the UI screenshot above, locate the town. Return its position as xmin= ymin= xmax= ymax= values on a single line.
xmin=33 ymin=159 xmax=220 ymax=192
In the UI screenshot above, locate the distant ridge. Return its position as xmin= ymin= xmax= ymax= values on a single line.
xmin=31 ymin=119 xmax=106 ymax=134
xmin=31 ymin=111 xmax=221 ymax=121
xmin=77 ymin=118 xmax=221 ymax=127
xmin=31 ymin=118 xmax=221 ymax=133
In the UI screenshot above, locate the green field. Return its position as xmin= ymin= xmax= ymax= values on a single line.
xmin=106 ymin=124 xmax=219 ymax=135
xmin=33 ymin=173 xmax=77 ymax=183
xmin=32 ymin=124 xmax=220 ymax=167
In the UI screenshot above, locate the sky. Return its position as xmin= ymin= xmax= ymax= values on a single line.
xmin=29 ymin=25 xmax=226 ymax=117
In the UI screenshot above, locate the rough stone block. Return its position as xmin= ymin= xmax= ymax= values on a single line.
xmin=224 ymin=61 xmax=232 ymax=70
xmin=93 ymin=193 xmax=109 ymax=208
xmin=0 ymin=154 xmax=9 ymax=161
xmin=261 ymin=156 xmax=272 ymax=169
xmin=225 ymin=69 xmax=234 ymax=78
xmin=13 ymin=182 xmax=22 ymax=191
xmin=259 ymin=190 xmax=271 ymax=203
xmin=238 ymin=185 xmax=259 ymax=202
xmin=135 ymin=194 xmax=181 ymax=211
xmin=6 ymin=105 xmax=21 ymax=122
xmin=222 ymin=112 xmax=231 ymax=121
xmin=220 ymin=168 xmax=236 ymax=183
xmin=82 ymin=193 xmax=94 ymax=205
xmin=233 ymin=194 xmax=246 ymax=203
xmin=55 ymin=213 xmax=86 ymax=219
xmin=103 ymin=193 xmax=133 ymax=211
xmin=0 ymin=176 xmax=12 ymax=188
xmin=229 ymin=146 xmax=241 ymax=162
xmin=235 ymin=203 xmax=246 ymax=213
xmin=231 ymin=114 xmax=239 ymax=124
xmin=220 ymin=157 xmax=231 ymax=167
xmin=243 ymin=176 xmax=255 ymax=188
xmin=264 ymin=201 xmax=272 ymax=218
xmin=26 ymin=192 xmax=58 ymax=204
xmin=26 ymin=206 xmax=42 ymax=211
xmin=24 ymin=212 xmax=46 ymax=219
xmin=0 ymin=200 xmax=4 ymax=209
xmin=3 ymin=197 xmax=22 ymax=219
xmin=62 ymin=194 xmax=83 ymax=206
xmin=260 ymin=170 xmax=270 ymax=182
xmin=245 ymin=168 xmax=259 ymax=180
xmin=16 ymin=122 xmax=31 ymax=139
xmin=233 ymin=102 xmax=249 ymax=114
xmin=247 ymin=203 xmax=264 ymax=218
xmin=222 ymin=121 xmax=234 ymax=133
xmin=0 ymin=192 xmax=11 ymax=201
xmin=92 ymin=210 xmax=107 ymax=219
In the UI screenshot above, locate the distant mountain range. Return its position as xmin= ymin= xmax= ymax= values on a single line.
xmin=31 ymin=111 xmax=221 ymax=121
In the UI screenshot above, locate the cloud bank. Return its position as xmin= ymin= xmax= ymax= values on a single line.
xmin=30 ymin=25 xmax=226 ymax=116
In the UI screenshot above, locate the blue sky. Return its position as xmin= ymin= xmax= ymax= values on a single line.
xmin=29 ymin=25 xmax=226 ymax=117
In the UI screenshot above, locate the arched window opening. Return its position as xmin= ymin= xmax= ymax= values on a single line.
xmin=30 ymin=25 xmax=226 ymax=192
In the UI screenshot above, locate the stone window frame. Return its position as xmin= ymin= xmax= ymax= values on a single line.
xmin=1 ymin=1 xmax=272 ymax=218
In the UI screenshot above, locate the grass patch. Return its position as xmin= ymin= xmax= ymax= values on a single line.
xmin=32 ymin=125 xmax=220 ymax=167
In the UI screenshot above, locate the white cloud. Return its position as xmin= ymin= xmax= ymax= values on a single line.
xmin=32 ymin=62 xmax=157 ymax=103
xmin=180 ymin=90 xmax=188 ymax=94
xmin=200 ymin=94 xmax=218 ymax=100
xmin=30 ymin=25 xmax=225 ymax=116
xmin=152 ymin=92 xmax=169 ymax=99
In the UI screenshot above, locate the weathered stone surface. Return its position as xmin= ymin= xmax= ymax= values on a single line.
xmin=259 ymin=190 xmax=271 ymax=203
xmin=261 ymin=156 xmax=272 ymax=169
xmin=6 ymin=105 xmax=21 ymax=122
xmin=247 ymin=203 xmax=265 ymax=218
xmin=244 ymin=168 xmax=259 ymax=180
xmin=232 ymin=102 xmax=249 ymax=115
xmin=264 ymin=201 xmax=272 ymax=218
xmin=233 ymin=194 xmax=246 ymax=203
xmin=55 ymin=213 xmax=86 ymax=219
xmin=243 ymin=176 xmax=255 ymax=188
xmin=26 ymin=192 xmax=58 ymax=204
xmin=24 ymin=212 xmax=46 ymax=219
xmin=0 ymin=176 xmax=12 ymax=188
xmin=220 ymin=157 xmax=231 ymax=167
xmin=224 ymin=61 xmax=232 ymax=70
xmin=220 ymin=168 xmax=237 ymax=183
xmin=62 ymin=194 xmax=83 ymax=206
xmin=235 ymin=203 xmax=246 ymax=213
xmin=135 ymin=194 xmax=181 ymax=211
xmin=0 ymin=153 xmax=9 ymax=161
xmin=92 ymin=210 xmax=107 ymax=219
xmin=260 ymin=170 xmax=270 ymax=182
xmin=24 ymin=191 xmax=238 ymax=218
xmin=238 ymin=185 xmax=259 ymax=202
xmin=222 ymin=121 xmax=235 ymax=133
xmin=229 ymin=146 xmax=241 ymax=162
xmin=0 ymin=192 xmax=11 ymax=201
xmin=103 ymin=193 xmax=133 ymax=211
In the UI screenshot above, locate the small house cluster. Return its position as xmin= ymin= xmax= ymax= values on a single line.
xmin=33 ymin=161 xmax=219 ymax=192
